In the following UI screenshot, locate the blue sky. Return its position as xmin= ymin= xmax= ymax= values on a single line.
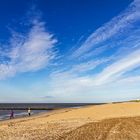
xmin=0 ymin=0 xmax=140 ymax=103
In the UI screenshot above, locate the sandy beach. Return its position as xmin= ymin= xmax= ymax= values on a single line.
xmin=0 ymin=102 xmax=140 ymax=140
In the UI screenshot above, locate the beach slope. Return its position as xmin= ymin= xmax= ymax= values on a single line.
xmin=0 ymin=102 xmax=140 ymax=140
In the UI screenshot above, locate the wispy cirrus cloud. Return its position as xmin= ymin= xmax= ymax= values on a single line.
xmin=52 ymin=58 xmax=110 ymax=78
xmin=50 ymin=45 xmax=140 ymax=93
xmin=1 ymin=0 xmax=140 ymax=103
xmin=72 ymin=0 xmax=140 ymax=58
xmin=0 ymin=20 xmax=57 ymax=79
xmin=94 ymin=48 xmax=140 ymax=85
xmin=47 ymin=0 xmax=140 ymax=101
xmin=47 ymin=47 xmax=140 ymax=101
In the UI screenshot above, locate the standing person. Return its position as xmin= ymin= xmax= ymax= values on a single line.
xmin=10 ymin=110 xmax=14 ymax=119
xmin=28 ymin=108 xmax=31 ymax=116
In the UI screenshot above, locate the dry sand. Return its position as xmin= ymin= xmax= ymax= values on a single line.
xmin=0 ymin=102 xmax=140 ymax=140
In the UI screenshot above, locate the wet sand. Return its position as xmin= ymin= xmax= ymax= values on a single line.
xmin=0 ymin=102 xmax=140 ymax=140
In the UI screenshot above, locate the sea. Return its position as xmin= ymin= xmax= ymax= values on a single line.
xmin=0 ymin=103 xmax=102 ymax=121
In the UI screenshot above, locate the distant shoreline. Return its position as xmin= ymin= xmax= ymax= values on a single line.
xmin=0 ymin=107 xmax=74 ymax=123
xmin=0 ymin=103 xmax=105 ymax=110
xmin=0 ymin=104 xmax=89 ymax=121
xmin=0 ymin=109 xmax=50 ymax=121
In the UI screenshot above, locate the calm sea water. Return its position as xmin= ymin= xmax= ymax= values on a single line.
xmin=0 ymin=103 xmax=103 ymax=120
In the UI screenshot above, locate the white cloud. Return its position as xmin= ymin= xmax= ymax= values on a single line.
xmin=1 ymin=1 xmax=140 ymax=103
xmin=117 ymin=75 xmax=140 ymax=84
xmin=94 ymin=48 xmax=140 ymax=85
xmin=52 ymin=58 xmax=110 ymax=78
xmin=47 ymin=46 xmax=140 ymax=101
xmin=69 ymin=59 xmax=107 ymax=73
xmin=45 ymin=0 xmax=140 ymax=101
xmin=0 ymin=20 xmax=57 ymax=79
xmin=72 ymin=0 xmax=140 ymax=58
xmin=48 ymin=74 xmax=94 ymax=97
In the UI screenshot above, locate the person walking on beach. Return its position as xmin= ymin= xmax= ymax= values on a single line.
xmin=28 ymin=108 xmax=31 ymax=116
xmin=10 ymin=110 xmax=14 ymax=119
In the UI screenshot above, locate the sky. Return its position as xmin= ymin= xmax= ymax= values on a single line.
xmin=0 ymin=0 xmax=140 ymax=103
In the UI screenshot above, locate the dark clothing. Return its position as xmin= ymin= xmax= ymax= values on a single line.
xmin=10 ymin=110 xmax=14 ymax=119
